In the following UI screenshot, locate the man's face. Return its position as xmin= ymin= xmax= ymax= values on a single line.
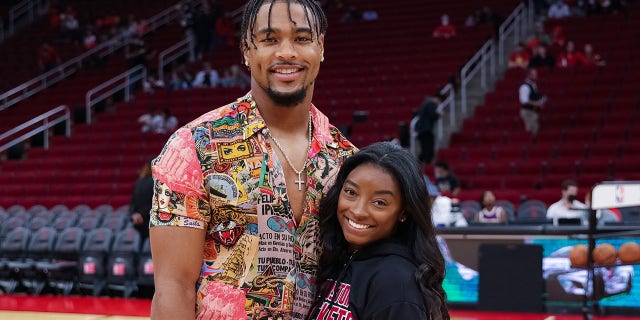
xmin=563 ymin=186 xmax=578 ymax=200
xmin=243 ymin=1 xmax=325 ymax=107
xmin=528 ymin=69 xmax=538 ymax=81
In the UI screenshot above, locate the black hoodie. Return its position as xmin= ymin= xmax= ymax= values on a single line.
xmin=310 ymin=239 xmax=429 ymax=320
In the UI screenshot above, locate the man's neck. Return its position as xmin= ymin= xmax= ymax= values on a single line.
xmin=251 ymin=87 xmax=314 ymax=133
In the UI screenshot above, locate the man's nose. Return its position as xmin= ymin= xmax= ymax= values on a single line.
xmin=276 ymin=39 xmax=297 ymax=60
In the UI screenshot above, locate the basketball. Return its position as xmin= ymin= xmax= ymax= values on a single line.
xmin=618 ymin=242 xmax=640 ymax=263
xmin=569 ymin=244 xmax=588 ymax=267
xmin=593 ymin=243 xmax=617 ymax=265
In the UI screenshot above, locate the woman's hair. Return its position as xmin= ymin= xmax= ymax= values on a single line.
xmin=317 ymin=141 xmax=449 ymax=319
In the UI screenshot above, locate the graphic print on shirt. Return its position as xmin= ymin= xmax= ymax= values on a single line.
xmin=316 ymin=280 xmax=353 ymax=320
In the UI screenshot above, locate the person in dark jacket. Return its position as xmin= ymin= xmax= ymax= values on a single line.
xmin=415 ymin=94 xmax=444 ymax=164
xmin=129 ymin=161 xmax=154 ymax=240
xmin=309 ymin=142 xmax=449 ymax=320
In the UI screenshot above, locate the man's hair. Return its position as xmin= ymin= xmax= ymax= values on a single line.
xmin=434 ymin=160 xmax=449 ymax=171
xmin=240 ymin=0 xmax=328 ymax=51
xmin=561 ymin=179 xmax=577 ymax=190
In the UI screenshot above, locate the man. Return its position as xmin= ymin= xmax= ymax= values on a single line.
xmin=192 ymin=62 xmax=221 ymax=88
xmin=547 ymin=179 xmax=588 ymax=225
xmin=414 ymin=94 xmax=444 ymax=164
xmin=518 ymin=68 xmax=546 ymax=136
xmin=433 ymin=161 xmax=460 ymax=197
xmin=149 ymin=1 xmax=356 ymax=319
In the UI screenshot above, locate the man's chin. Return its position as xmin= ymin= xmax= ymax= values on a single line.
xmin=266 ymin=87 xmax=308 ymax=107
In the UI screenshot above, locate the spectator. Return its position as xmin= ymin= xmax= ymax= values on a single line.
xmin=508 ymin=43 xmax=531 ymax=69
xmin=583 ymin=43 xmax=606 ymax=66
xmin=546 ymin=179 xmax=588 ymax=225
xmin=549 ymin=25 xmax=567 ymax=55
xmin=557 ymin=40 xmax=588 ymax=67
xmin=433 ymin=14 xmax=456 ymax=39
xmin=220 ymin=64 xmax=251 ymax=89
xmin=83 ymin=28 xmax=98 ymax=50
xmin=529 ymin=45 xmax=556 ymax=69
xmin=161 ymin=108 xmax=179 ymax=133
xmin=433 ymin=161 xmax=460 ymax=197
xmin=415 ymin=94 xmax=444 ymax=164
xmin=192 ymin=62 xmax=220 ymax=88
xmin=426 ymin=177 xmax=467 ymax=227
xmin=138 ymin=107 xmax=163 ymax=133
xmin=167 ymin=71 xmax=190 ymax=90
xmin=548 ymin=0 xmax=571 ymax=18
xmin=60 ymin=5 xmax=81 ymax=43
xmin=143 ymin=75 xmax=165 ymax=94
xmin=518 ymin=68 xmax=546 ymax=136
xmin=129 ymin=161 xmax=154 ymax=240
xmin=125 ymin=36 xmax=154 ymax=69
xmin=361 ymin=6 xmax=379 ymax=21
xmin=36 ymin=42 xmax=62 ymax=72
xmin=476 ymin=191 xmax=507 ymax=223
xmin=193 ymin=5 xmax=215 ymax=60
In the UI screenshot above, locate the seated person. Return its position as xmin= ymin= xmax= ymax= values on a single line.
xmin=475 ymin=190 xmax=507 ymax=223
xmin=192 ymin=62 xmax=220 ymax=88
xmin=433 ymin=14 xmax=456 ymax=39
xmin=528 ymin=45 xmax=556 ymax=69
xmin=426 ymin=177 xmax=467 ymax=227
xmin=433 ymin=161 xmax=460 ymax=197
xmin=508 ymin=43 xmax=531 ymax=69
xmin=557 ymin=40 xmax=588 ymax=68
xmin=546 ymin=179 xmax=588 ymax=225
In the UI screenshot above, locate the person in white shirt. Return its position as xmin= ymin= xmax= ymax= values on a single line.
xmin=548 ymin=0 xmax=571 ymax=19
xmin=138 ymin=107 xmax=164 ymax=133
xmin=547 ymin=179 xmax=588 ymax=225
xmin=192 ymin=62 xmax=220 ymax=88
xmin=425 ymin=176 xmax=467 ymax=227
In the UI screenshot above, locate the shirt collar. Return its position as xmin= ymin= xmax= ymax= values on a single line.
xmin=236 ymin=92 xmax=346 ymax=154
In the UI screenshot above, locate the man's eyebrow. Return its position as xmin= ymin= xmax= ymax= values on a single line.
xmin=255 ymin=27 xmax=313 ymax=35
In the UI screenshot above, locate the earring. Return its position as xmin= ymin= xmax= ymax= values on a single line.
xmin=400 ymin=216 xmax=406 ymax=222
xmin=244 ymin=60 xmax=249 ymax=67
xmin=321 ymin=57 xmax=325 ymax=62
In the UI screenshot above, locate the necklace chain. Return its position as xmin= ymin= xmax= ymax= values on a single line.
xmin=269 ymin=116 xmax=312 ymax=191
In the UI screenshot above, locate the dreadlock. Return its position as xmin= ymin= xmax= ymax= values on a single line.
xmin=240 ymin=0 xmax=328 ymax=52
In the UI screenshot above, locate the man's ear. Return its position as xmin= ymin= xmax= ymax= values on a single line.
xmin=318 ymin=34 xmax=325 ymax=60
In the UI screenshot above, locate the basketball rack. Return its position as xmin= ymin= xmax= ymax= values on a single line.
xmin=570 ymin=181 xmax=640 ymax=320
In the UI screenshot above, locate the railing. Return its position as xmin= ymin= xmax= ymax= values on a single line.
xmin=498 ymin=0 xmax=534 ymax=66
xmin=158 ymin=38 xmax=192 ymax=82
xmin=460 ymin=39 xmax=496 ymax=116
xmin=0 ymin=0 xmax=190 ymax=111
xmin=85 ymin=65 xmax=147 ymax=124
xmin=3 ymin=0 xmax=48 ymax=42
xmin=436 ymin=83 xmax=455 ymax=146
xmin=0 ymin=105 xmax=70 ymax=153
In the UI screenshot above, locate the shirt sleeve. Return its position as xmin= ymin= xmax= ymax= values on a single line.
xmin=150 ymin=127 xmax=210 ymax=229
xmin=519 ymin=84 xmax=530 ymax=104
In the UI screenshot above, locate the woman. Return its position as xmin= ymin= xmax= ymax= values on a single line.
xmin=309 ymin=142 xmax=449 ymax=320
xmin=475 ymin=190 xmax=507 ymax=224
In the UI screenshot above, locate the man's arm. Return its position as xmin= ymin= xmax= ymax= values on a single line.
xmin=150 ymin=226 xmax=206 ymax=319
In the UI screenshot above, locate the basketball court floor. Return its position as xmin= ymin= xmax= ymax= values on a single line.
xmin=0 ymin=295 xmax=639 ymax=320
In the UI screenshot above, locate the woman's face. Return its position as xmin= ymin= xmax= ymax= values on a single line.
xmin=483 ymin=191 xmax=495 ymax=207
xmin=158 ymin=183 xmax=172 ymax=210
xmin=317 ymin=157 xmax=327 ymax=170
xmin=337 ymin=163 xmax=403 ymax=249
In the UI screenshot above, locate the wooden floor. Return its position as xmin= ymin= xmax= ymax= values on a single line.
xmin=0 ymin=295 xmax=639 ymax=320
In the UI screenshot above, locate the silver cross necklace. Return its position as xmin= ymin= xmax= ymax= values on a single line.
xmin=269 ymin=116 xmax=312 ymax=191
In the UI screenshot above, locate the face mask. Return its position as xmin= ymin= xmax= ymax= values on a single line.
xmin=567 ymin=195 xmax=577 ymax=202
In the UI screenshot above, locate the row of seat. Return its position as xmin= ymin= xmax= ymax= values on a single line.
xmin=0 ymin=226 xmax=151 ymax=297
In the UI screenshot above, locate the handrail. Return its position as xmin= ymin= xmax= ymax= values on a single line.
xmin=436 ymin=83 xmax=455 ymax=146
xmin=85 ymin=65 xmax=147 ymax=124
xmin=0 ymin=0 xmax=191 ymax=111
xmin=0 ymin=105 xmax=70 ymax=153
xmin=5 ymin=0 xmax=48 ymax=40
xmin=460 ymin=39 xmax=495 ymax=115
xmin=498 ymin=2 xmax=527 ymax=66
xmin=158 ymin=38 xmax=192 ymax=82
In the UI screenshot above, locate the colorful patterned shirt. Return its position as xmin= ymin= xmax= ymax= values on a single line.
xmin=150 ymin=93 xmax=356 ymax=320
